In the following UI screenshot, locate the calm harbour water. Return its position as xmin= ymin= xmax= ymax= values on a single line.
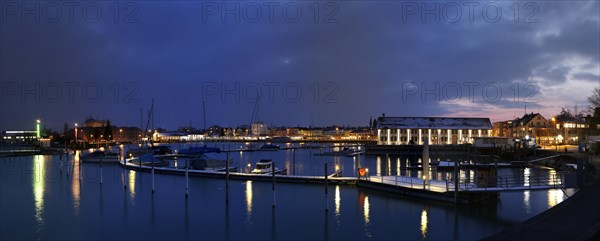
xmin=0 ymin=143 xmax=576 ymax=240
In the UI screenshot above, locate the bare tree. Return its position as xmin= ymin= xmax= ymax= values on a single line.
xmin=588 ymin=86 xmax=600 ymax=112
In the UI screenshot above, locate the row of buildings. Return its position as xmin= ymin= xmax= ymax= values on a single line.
xmin=154 ymin=124 xmax=374 ymax=142
xmin=492 ymin=111 xmax=597 ymax=145
xmin=374 ymin=109 xmax=600 ymax=147
xmin=0 ymin=118 xmax=144 ymax=145
xmin=1 ymin=118 xmax=374 ymax=145
xmin=1 ymin=120 xmax=43 ymax=144
xmin=6 ymin=109 xmax=599 ymax=146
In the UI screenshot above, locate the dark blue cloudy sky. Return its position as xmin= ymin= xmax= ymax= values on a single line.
xmin=1 ymin=0 xmax=599 ymax=131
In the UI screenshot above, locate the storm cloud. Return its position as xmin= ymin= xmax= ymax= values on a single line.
xmin=0 ymin=0 xmax=598 ymax=130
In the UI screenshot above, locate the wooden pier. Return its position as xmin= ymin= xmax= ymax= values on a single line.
xmin=120 ymin=160 xmax=358 ymax=185
xmin=119 ymin=160 xmax=565 ymax=204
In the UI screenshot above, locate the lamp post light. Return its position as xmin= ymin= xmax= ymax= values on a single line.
xmin=551 ymin=117 xmax=557 ymax=152
xmin=74 ymin=123 xmax=78 ymax=149
xmin=138 ymin=143 xmax=142 ymax=170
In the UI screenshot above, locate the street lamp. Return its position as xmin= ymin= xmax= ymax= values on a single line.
xmin=74 ymin=123 xmax=78 ymax=149
xmin=551 ymin=117 xmax=558 ymax=152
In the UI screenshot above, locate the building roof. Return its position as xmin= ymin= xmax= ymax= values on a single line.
xmin=376 ymin=117 xmax=492 ymax=130
xmin=509 ymin=113 xmax=546 ymax=127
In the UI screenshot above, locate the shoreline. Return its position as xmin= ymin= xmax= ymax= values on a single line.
xmin=482 ymin=153 xmax=600 ymax=241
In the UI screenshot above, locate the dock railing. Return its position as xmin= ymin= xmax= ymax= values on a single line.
xmin=446 ymin=173 xmax=564 ymax=192
xmin=363 ymin=173 xmax=564 ymax=193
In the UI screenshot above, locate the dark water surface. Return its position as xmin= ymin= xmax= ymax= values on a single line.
xmin=0 ymin=144 xmax=575 ymax=240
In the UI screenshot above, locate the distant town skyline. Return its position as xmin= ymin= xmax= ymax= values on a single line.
xmin=1 ymin=1 xmax=598 ymax=131
xmin=0 ymin=106 xmax=585 ymax=133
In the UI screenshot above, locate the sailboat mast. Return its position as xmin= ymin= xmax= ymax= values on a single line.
xmin=151 ymin=99 xmax=154 ymax=131
xmin=249 ymin=95 xmax=260 ymax=136
xmin=140 ymin=108 xmax=143 ymax=142
xmin=145 ymin=100 xmax=154 ymax=132
xmin=203 ymin=101 xmax=207 ymax=131
xmin=203 ymin=101 xmax=207 ymax=147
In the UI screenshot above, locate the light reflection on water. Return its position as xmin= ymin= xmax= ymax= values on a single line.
xmin=0 ymin=148 xmax=579 ymax=240
xmin=386 ymin=157 xmax=391 ymax=176
xmin=72 ymin=153 xmax=81 ymax=215
xmin=547 ymin=189 xmax=564 ymax=208
xmin=549 ymin=169 xmax=559 ymax=185
xmin=420 ymin=209 xmax=429 ymax=240
xmin=396 ymin=157 xmax=401 ymax=176
xmin=246 ymin=180 xmax=253 ymax=216
xmin=376 ymin=156 xmax=381 ymax=176
xmin=128 ymin=170 xmax=136 ymax=202
xmin=360 ymin=193 xmax=372 ymax=238
xmin=334 ymin=185 xmax=341 ymax=217
xmin=245 ymin=180 xmax=253 ymax=229
xmin=363 ymin=195 xmax=370 ymax=225
xmin=352 ymin=156 xmax=356 ymax=175
xmin=33 ymin=155 xmax=44 ymax=224
xmin=524 ymin=191 xmax=531 ymax=214
xmin=522 ymin=168 xmax=532 ymax=214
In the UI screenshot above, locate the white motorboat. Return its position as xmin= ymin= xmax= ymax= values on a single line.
xmin=251 ymin=159 xmax=287 ymax=174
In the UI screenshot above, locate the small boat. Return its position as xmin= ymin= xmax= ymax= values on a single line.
xmin=127 ymin=145 xmax=173 ymax=157
xmin=346 ymin=150 xmax=364 ymax=157
xmin=81 ymin=151 xmax=119 ymax=163
xmin=128 ymin=153 xmax=169 ymax=167
xmin=251 ymin=159 xmax=287 ymax=174
xmin=259 ymin=144 xmax=280 ymax=151
xmin=189 ymin=153 xmax=235 ymax=171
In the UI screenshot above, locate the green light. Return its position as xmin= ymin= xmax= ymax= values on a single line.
xmin=36 ymin=120 xmax=40 ymax=138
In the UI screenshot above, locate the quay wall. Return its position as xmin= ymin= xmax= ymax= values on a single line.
xmin=482 ymin=153 xmax=600 ymax=241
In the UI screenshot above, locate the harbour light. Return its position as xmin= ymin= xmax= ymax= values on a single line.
xmin=35 ymin=119 xmax=41 ymax=138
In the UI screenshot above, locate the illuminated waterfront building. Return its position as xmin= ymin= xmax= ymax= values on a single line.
xmin=1 ymin=130 xmax=39 ymax=143
xmin=375 ymin=114 xmax=492 ymax=145
xmin=1 ymin=120 xmax=43 ymax=143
